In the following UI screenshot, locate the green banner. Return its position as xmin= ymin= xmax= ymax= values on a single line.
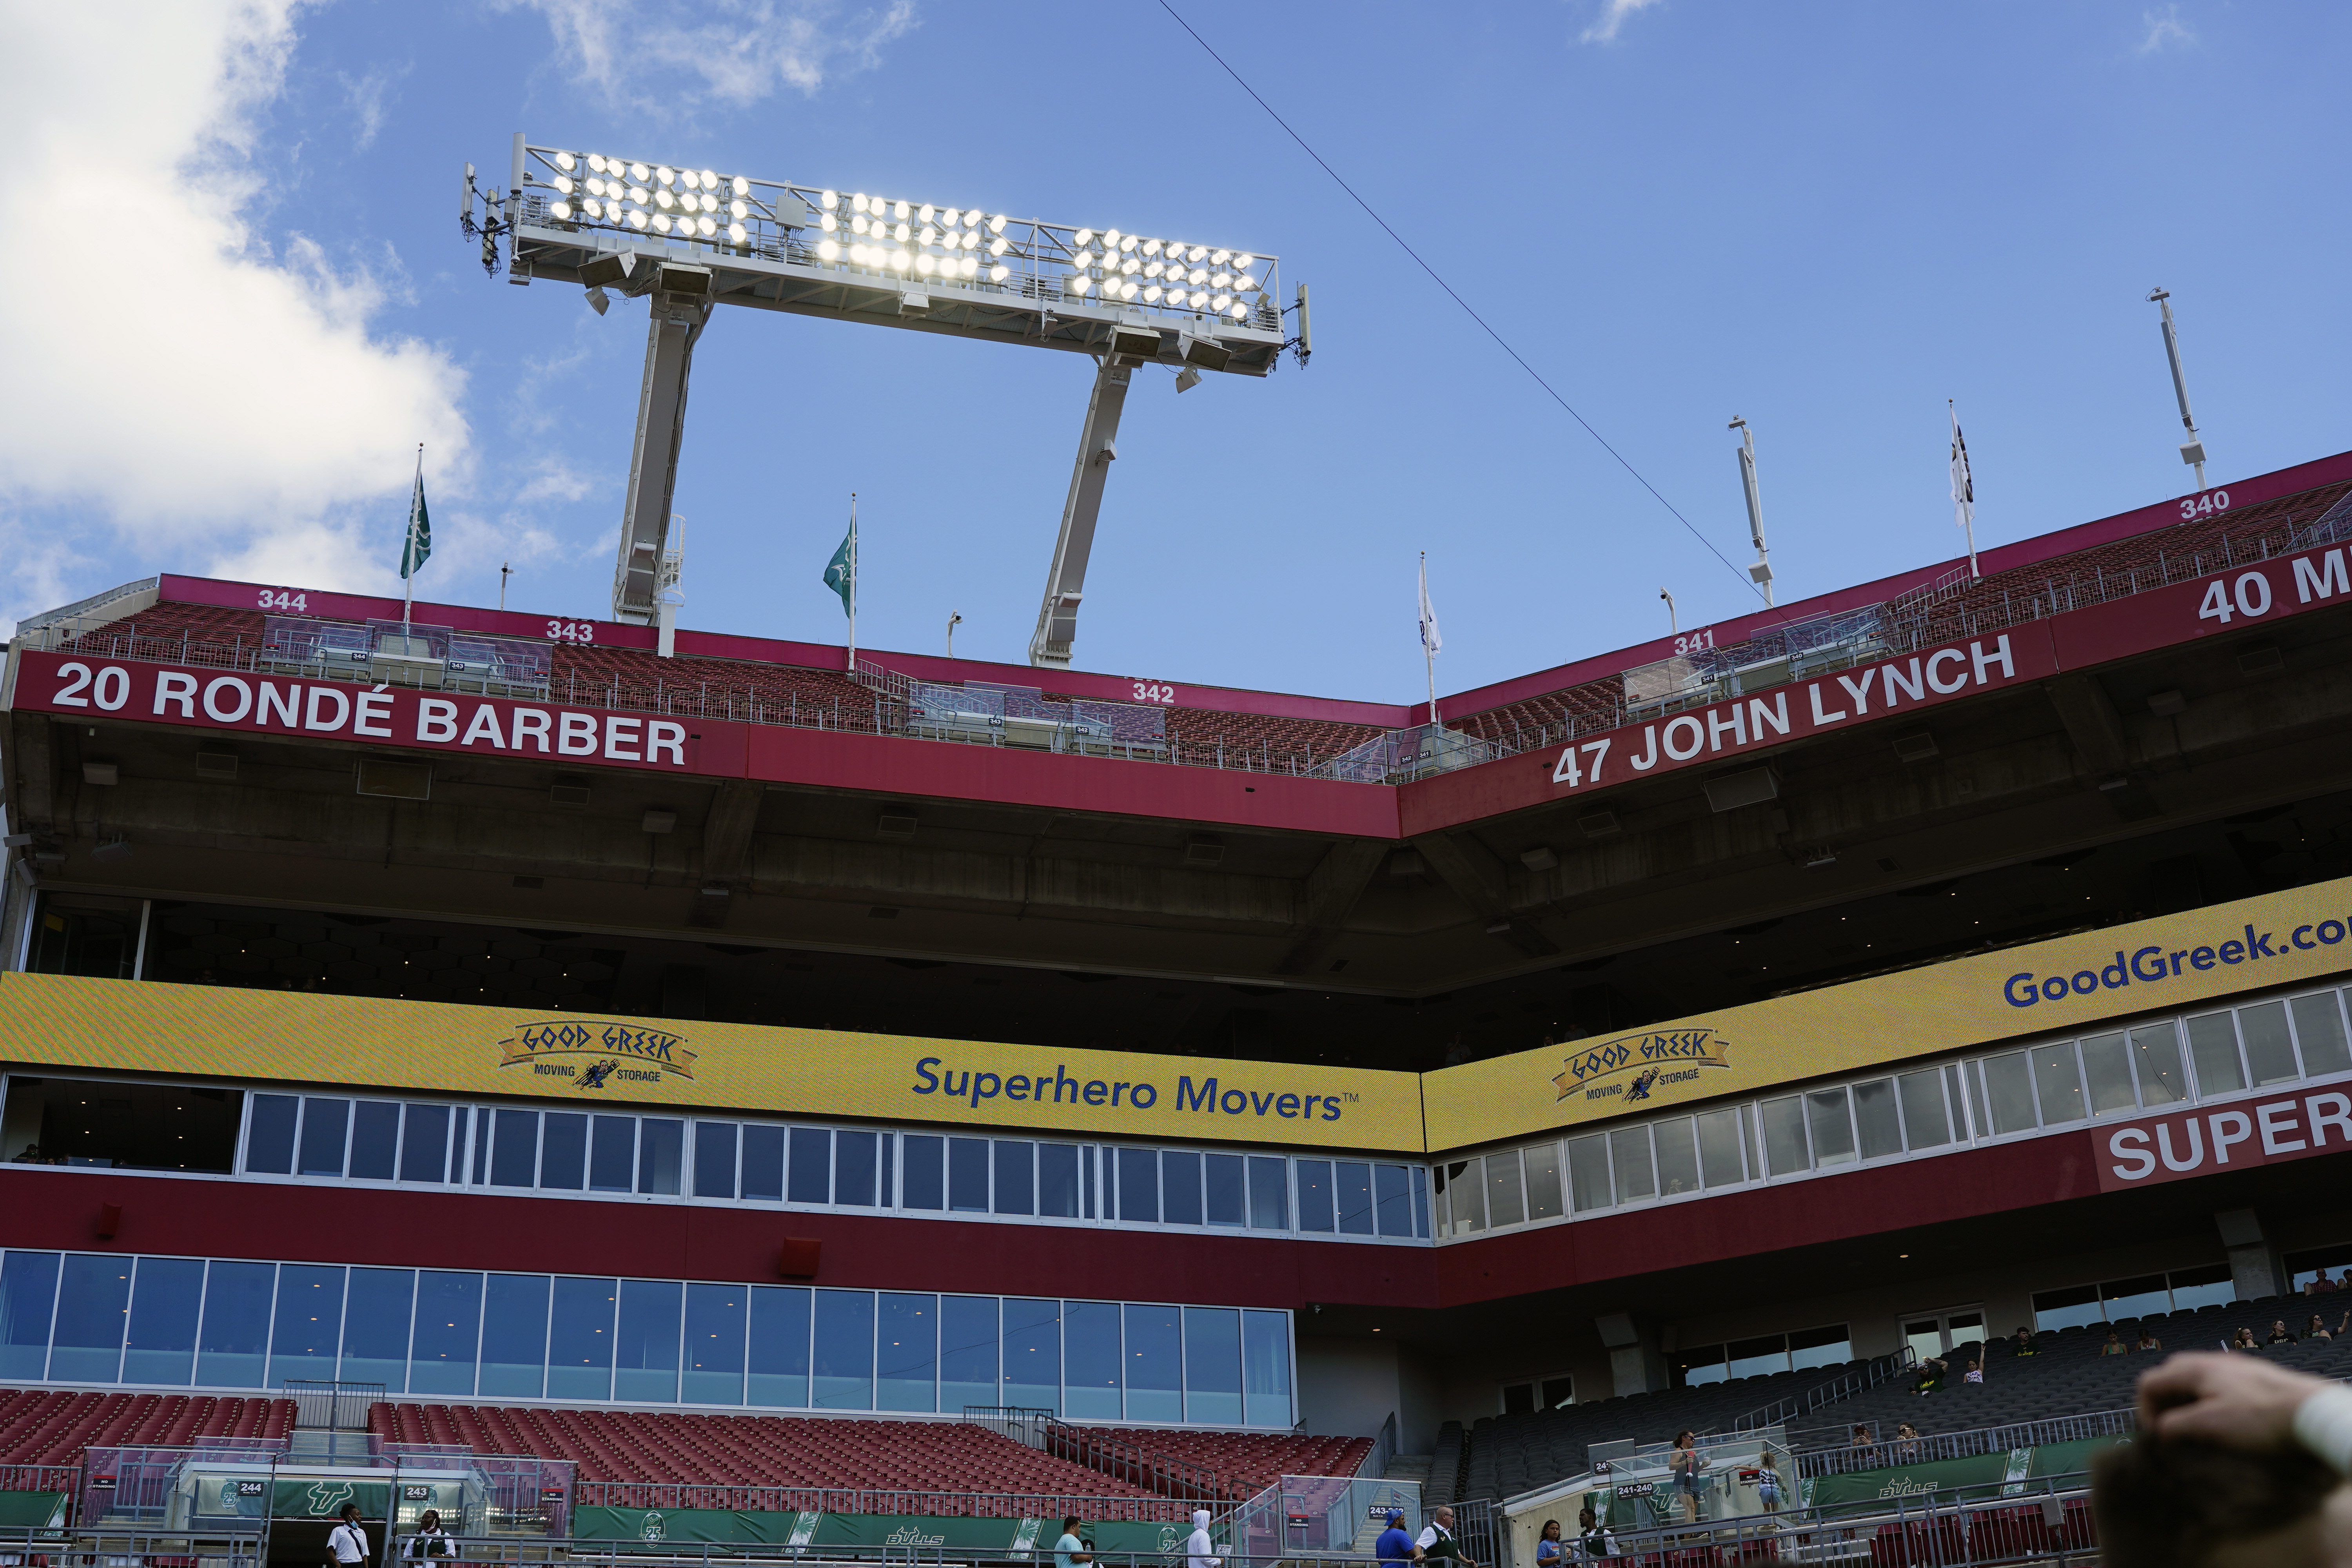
xmin=570 ymin=1511 xmax=1194 ymax=1557
xmin=1805 ymin=1452 xmax=2012 ymax=1508
xmin=2025 ymin=1437 xmax=2123 ymax=1480
xmin=0 ymin=1493 xmax=65 ymax=1530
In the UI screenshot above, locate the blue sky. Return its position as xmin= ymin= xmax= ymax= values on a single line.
xmin=4 ymin=1 xmax=2347 ymax=705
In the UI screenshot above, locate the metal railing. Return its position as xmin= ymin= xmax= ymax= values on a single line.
xmin=420 ymin=1537 xmax=1378 ymax=1568
xmin=1448 ymin=473 xmax=2352 ymax=760
xmin=16 ymin=619 xmax=1356 ymax=779
xmin=1732 ymin=1344 xmax=1918 ymax=1433
xmin=1584 ymin=1471 xmax=2098 ymax=1566
xmin=1225 ymin=1474 xmax=1423 ymax=1562
xmin=15 ymin=576 xmax=160 ymax=636
xmin=0 ymin=1525 xmax=262 ymax=1568
xmin=570 ymin=1483 xmax=1194 ymax=1520
xmin=283 ymin=1378 xmax=386 ymax=1431
xmin=1364 ymin=1414 xmax=1397 ymax=1484
xmin=1794 ymin=1407 xmax=2135 ymax=1478
xmin=0 ymin=1465 xmax=78 ymax=1496
xmin=956 ymin=1406 xmax=1236 ymax=1503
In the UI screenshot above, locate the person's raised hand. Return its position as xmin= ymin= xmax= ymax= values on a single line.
xmin=2137 ymin=1350 xmax=2332 ymax=1450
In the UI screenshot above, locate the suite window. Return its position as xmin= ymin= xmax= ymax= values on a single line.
xmin=614 ymin=1278 xmax=682 ymax=1402
xmin=992 ymin=1141 xmax=1034 ymax=1217
xmin=1163 ymin=1152 xmax=1203 ymax=1227
xmin=2293 ymin=992 xmax=2352 ymax=1077
xmin=811 ymin=1289 xmax=875 ymax=1410
xmin=1040 ymin=1143 xmax=1087 ymax=1219
xmin=692 ymin=1122 xmax=738 ymax=1200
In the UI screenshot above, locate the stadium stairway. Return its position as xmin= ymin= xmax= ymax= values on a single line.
xmin=1052 ymin=1427 xmax=1372 ymax=1499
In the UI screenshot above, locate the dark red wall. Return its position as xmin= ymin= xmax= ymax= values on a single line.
xmin=0 ymin=1127 xmax=2098 ymax=1311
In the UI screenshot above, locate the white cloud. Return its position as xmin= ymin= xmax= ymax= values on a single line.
xmin=1579 ymin=0 xmax=1664 ymax=45
xmin=514 ymin=0 xmax=917 ymax=105
xmin=0 ymin=4 xmax=471 ymax=615
xmin=2137 ymin=5 xmax=2197 ymax=54
xmin=338 ymin=63 xmax=407 ymax=150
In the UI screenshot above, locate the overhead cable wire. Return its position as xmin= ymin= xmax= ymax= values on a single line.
xmin=1156 ymin=0 xmax=1776 ymax=613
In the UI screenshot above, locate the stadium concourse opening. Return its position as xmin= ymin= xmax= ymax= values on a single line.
xmin=19 ymin=775 xmax=2352 ymax=1075
xmin=1 ymin=449 xmax=2351 ymax=1561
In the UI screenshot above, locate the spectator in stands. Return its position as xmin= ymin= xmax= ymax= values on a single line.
xmin=2307 ymin=1313 xmax=2350 ymax=1342
xmin=1052 ymin=1517 xmax=1092 ymax=1568
xmin=1571 ymin=1507 xmax=1618 ymax=1563
xmin=2096 ymin=1350 xmax=2352 ymax=1566
xmin=1754 ymin=1450 xmax=1784 ymax=1514
xmin=1850 ymin=1424 xmax=1875 ymax=1447
xmin=2137 ymin=1329 xmax=2163 ymax=1354
xmin=1533 ymin=1519 xmax=1562 ymax=1564
xmin=2305 ymin=1270 xmax=2341 ymax=1296
xmin=328 ymin=1503 xmax=371 ymax=1568
xmin=2103 ymin=1329 xmax=2131 ymax=1356
xmin=1667 ymin=1430 xmax=1702 ymax=1522
xmin=1416 ymin=1506 xmax=1475 ymax=1568
xmin=1896 ymin=1423 xmax=1921 ymax=1459
xmin=1913 ymin=1355 xmax=1949 ymax=1394
xmin=1182 ymin=1511 xmax=1220 ymax=1568
xmin=1376 ymin=1510 xmax=1417 ymax=1565
xmin=2269 ymin=1320 xmax=2301 ymax=1348
xmin=401 ymin=1511 xmax=449 ymax=1561
xmin=1964 ymin=1359 xmax=1985 ymax=1383
xmin=2233 ymin=1327 xmax=2261 ymax=1352
xmin=2011 ymin=1326 xmax=2039 ymax=1357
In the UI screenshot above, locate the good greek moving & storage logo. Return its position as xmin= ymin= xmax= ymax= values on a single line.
xmin=2002 ymin=909 xmax=2352 ymax=1009
xmin=496 ymin=1020 xmax=699 ymax=1089
xmin=1551 ymin=1029 xmax=1733 ymax=1105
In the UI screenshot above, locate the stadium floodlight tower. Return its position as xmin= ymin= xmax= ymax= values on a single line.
xmin=465 ymin=135 xmax=1299 ymax=662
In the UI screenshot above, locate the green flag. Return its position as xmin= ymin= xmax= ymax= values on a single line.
xmin=399 ymin=465 xmax=432 ymax=580
xmin=822 ymin=526 xmax=854 ymax=616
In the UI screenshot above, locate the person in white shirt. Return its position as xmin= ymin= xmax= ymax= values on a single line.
xmin=401 ymin=1508 xmax=451 ymax=1561
xmin=1416 ymin=1506 xmax=1477 ymax=1568
xmin=327 ymin=1504 xmax=371 ymax=1568
xmin=1182 ymin=1509 xmax=1220 ymax=1568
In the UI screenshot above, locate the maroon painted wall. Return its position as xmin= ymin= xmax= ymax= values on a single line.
xmin=0 ymin=1126 xmax=2100 ymax=1312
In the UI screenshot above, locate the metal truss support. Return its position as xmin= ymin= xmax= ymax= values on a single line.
xmin=1028 ymin=358 xmax=1132 ymax=669
xmin=612 ymin=287 xmax=711 ymax=624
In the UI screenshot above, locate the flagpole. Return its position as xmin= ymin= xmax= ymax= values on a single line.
xmin=847 ymin=492 xmax=858 ymax=672
xmin=405 ymin=444 xmax=422 ymax=635
xmin=1421 ymin=552 xmax=1437 ymax=727
xmin=1951 ymin=401 xmax=1980 ymax=579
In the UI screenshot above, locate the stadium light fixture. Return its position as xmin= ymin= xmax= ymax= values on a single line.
xmin=2147 ymin=287 xmax=2208 ymax=490
xmin=477 ymin=134 xmax=1300 ymax=657
xmin=1729 ymin=416 xmax=1773 ymax=607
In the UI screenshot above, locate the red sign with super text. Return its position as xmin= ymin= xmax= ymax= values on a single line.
xmin=2094 ymin=1085 xmax=2352 ymax=1191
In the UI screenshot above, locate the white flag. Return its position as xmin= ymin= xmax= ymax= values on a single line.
xmin=1950 ymin=405 xmax=1975 ymax=533
xmin=1417 ymin=557 xmax=1441 ymax=657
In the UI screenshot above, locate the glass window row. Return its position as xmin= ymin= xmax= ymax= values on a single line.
xmin=1672 ymin=1323 xmax=1853 ymax=1387
xmin=0 ymin=1250 xmax=1294 ymax=1427
xmin=2029 ymin=1265 xmax=2237 ymax=1332
xmin=227 ymin=1094 xmax=1430 ymax=1243
xmin=1441 ymin=982 xmax=2352 ymax=1239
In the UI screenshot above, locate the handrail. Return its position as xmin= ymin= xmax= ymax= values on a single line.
xmin=1792 ymin=1405 xmax=2135 ymax=1475
xmin=956 ymin=1406 xmax=1236 ymax=1502
xmin=15 ymin=576 xmax=159 ymax=633
xmin=1730 ymin=1343 xmax=1916 ymax=1433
